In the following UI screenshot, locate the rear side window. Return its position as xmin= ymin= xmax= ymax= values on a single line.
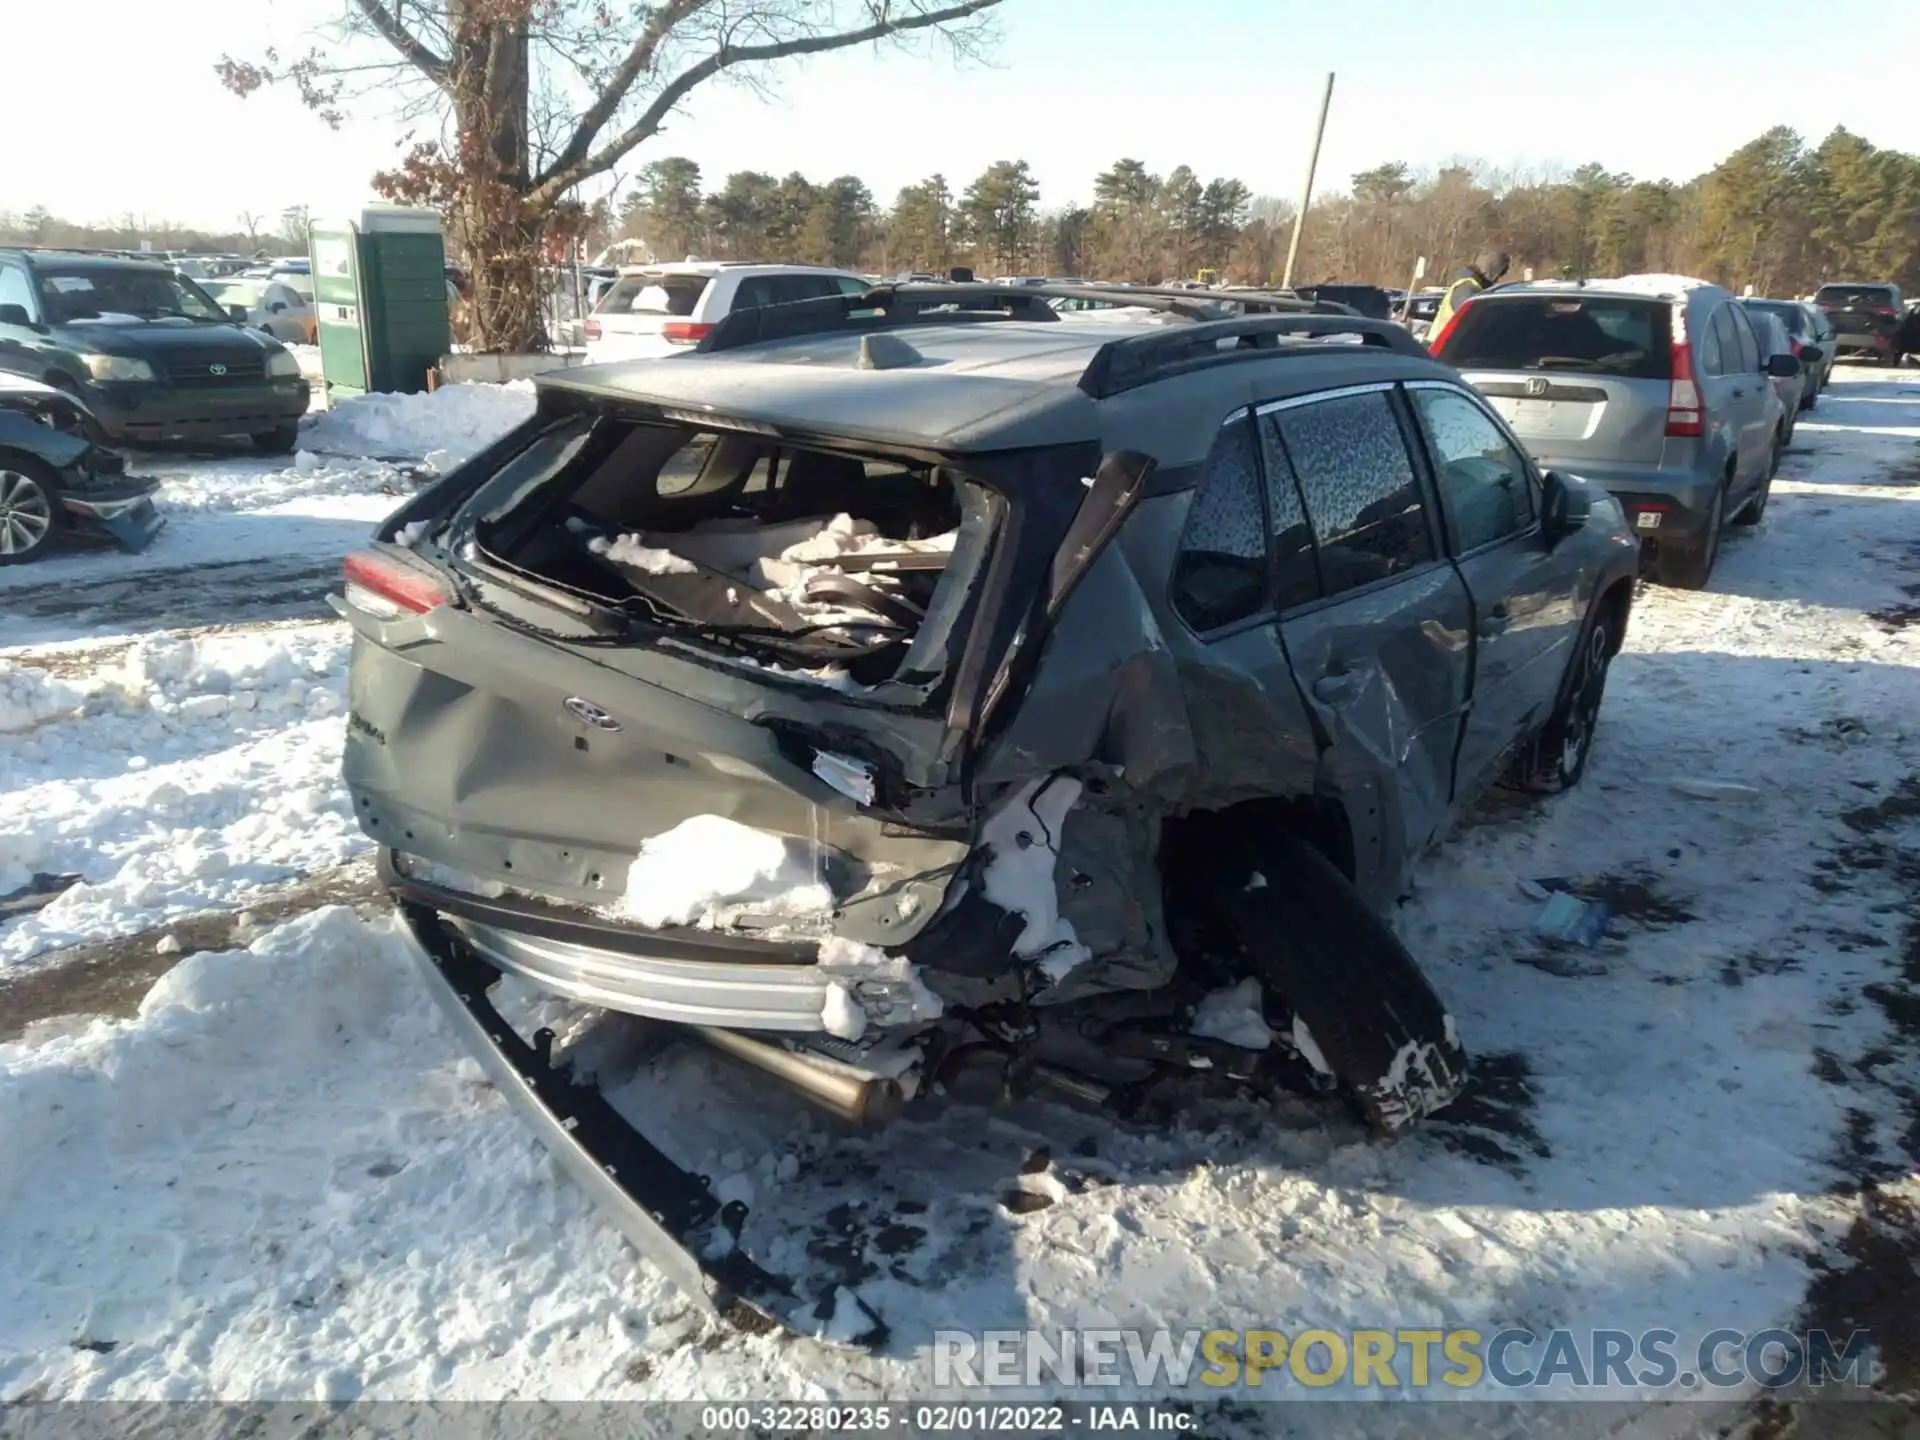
xmin=1437 ymin=296 xmax=1672 ymax=380
xmin=1815 ymin=285 xmax=1897 ymax=308
xmin=597 ymin=273 xmax=707 ymax=316
xmin=0 ymin=265 xmax=34 ymax=317
xmin=1171 ymin=416 xmax=1268 ymax=632
xmin=1268 ymin=391 xmax=1433 ymax=596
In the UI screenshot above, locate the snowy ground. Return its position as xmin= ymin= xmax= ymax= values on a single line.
xmin=2 ymin=368 xmax=1919 ymax=1429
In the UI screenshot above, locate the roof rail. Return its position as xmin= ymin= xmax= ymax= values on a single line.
xmin=699 ymin=281 xmax=1220 ymax=353
xmin=1077 ymin=314 xmax=1430 ymax=399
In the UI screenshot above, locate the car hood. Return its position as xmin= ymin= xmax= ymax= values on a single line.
xmin=52 ymin=321 xmax=281 ymax=358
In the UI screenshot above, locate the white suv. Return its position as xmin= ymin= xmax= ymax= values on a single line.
xmin=582 ymin=262 xmax=872 ymax=364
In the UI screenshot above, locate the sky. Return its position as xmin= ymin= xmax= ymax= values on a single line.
xmin=8 ymin=0 xmax=1918 ymax=232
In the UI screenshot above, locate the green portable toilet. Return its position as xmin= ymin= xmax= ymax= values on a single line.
xmin=309 ymin=206 xmax=450 ymax=398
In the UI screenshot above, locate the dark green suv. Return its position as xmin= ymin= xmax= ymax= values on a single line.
xmin=0 ymin=249 xmax=311 ymax=451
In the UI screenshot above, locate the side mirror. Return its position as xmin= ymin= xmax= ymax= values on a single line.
xmin=227 ymin=304 xmax=249 ymax=322
xmin=0 ymin=303 xmax=32 ymax=327
xmin=1799 ymin=345 xmax=1824 ymax=365
xmin=1765 ymin=352 xmax=1801 ymax=379
xmin=269 ymin=301 xmax=287 ymax=313
xmin=1540 ymin=470 xmax=1593 ymax=544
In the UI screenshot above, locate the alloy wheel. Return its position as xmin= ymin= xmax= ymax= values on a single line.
xmin=0 ymin=470 xmax=54 ymax=557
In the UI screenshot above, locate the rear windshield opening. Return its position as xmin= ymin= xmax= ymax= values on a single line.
xmin=1814 ymin=285 xmax=1897 ymax=309
xmin=595 ymin=273 xmax=709 ymax=317
xmin=1440 ymin=296 xmax=1672 ymax=380
xmin=467 ymin=416 xmax=978 ymax=689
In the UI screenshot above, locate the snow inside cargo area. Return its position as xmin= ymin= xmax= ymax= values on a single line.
xmin=463 ymin=416 xmax=977 ymax=687
xmin=2 ymin=367 xmax=1920 ymax=1425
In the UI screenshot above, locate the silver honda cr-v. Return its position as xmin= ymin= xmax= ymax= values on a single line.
xmin=1432 ymin=275 xmax=1798 ymax=587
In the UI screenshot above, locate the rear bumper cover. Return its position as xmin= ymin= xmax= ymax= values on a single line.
xmin=381 ymin=850 xmax=930 ymax=1033
xmin=1550 ymin=461 xmax=1719 ymax=546
xmin=396 ymin=897 xmax=885 ymax=1345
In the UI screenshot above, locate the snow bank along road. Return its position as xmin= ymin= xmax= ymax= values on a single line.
xmin=2 ymin=369 xmax=1919 ymax=1429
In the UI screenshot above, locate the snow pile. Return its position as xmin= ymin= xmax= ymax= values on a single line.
xmin=816 ymin=935 xmax=945 ymax=1033
xmin=618 ymin=814 xmax=834 ymax=930
xmin=147 ymin=456 xmax=407 ymax=517
xmin=301 ymin=380 xmax=536 ymax=462
xmin=1189 ymin=977 xmax=1273 ymax=1050
xmin=0 ymin=664 xmax=88 ymax=735
xmin=592 ymin=512 xmax=954 ymax=630
xmin=979 ymin=775 xmax=1092 ymax=982
xmin=587 ymin=534 xmax=695 ymax=575
xmin=0 ymin=626 xmax=362 ymax=971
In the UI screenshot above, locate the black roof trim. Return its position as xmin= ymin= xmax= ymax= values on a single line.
xmin=1077 ymin=315 xmax=1431 ymax=399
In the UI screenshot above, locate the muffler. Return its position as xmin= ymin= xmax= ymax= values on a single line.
xmin=692 ymin=1026 xmax=906 ymax=1126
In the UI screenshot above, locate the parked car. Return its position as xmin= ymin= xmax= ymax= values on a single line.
xmin=0 ymin=375 xmax=162 ymax=563
xmin=1812 ymin=282 xmax=1911 ymax=364
xmin=1432 ymin=275 xmax=1796 ymax=588
xmin=1402 ymin=288 xmax=1446 ymax=340
xmin=338 ymin=283 xmax=1637 ymax=1338
xmin=0 ymin=251 xmax=310 ymax=452
xmin=1740 ymin=297 xmax=1830 ymax=411
xmin=200 ymin=277 xmax=316 ymax=345
xmin=1743 ymin=309 xmax=1806 ymax=445
xmin=582 ymin=262 xmax=873 ymax=363
xmin=1292 ymin=283 xmax=1396 ymax=320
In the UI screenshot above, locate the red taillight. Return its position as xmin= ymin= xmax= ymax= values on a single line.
xmin=1666 ymin=340 xmax=1703 ymax=438
xmin=1426 ymin=299 xmax=1470 ymax=356
xmin=342 ymin=549 xmax=448 ymax=619
xmin=662 ymin=321 xmax=714 ymax=345
xmin=583 ymin=317 xmax=602 ymax=340
xmin=1790 ymin=337 xmax=1805 ymax=357
xmin=1868 ymin=306 xmax=1898 ymax=317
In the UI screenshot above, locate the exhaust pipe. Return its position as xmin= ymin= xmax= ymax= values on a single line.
xmin=692 ymin=1026 xmax=906 ymax=1126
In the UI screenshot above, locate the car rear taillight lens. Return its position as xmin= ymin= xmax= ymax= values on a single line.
xmin=1666 ymin=341 xmax=1703 ymax=438
xmin=662 ymin=321 xmax=714 ymax=345
xmin=583 ymin=317 xmax=602 ymax=340
xmin=1425 ymin=300 xmax=1469 ymax=356
xmin=342 ymin=549 xmax=449 ymax=619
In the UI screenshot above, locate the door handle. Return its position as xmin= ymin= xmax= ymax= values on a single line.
xmin=1312 ymin=673 xmax=1357 ymax=705
xmin=1479 ymin=605 xmax=1511 ymax=638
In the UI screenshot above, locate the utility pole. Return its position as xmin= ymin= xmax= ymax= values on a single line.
xmin=1280 ymin=71 xmax=1336 ymax=291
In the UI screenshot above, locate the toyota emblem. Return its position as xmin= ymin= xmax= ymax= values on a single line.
xmin=563 ymin=697 xmax=620 ymax=731
xmin=208 ymin=363 xmax=228 ymax=376
xmin=1524 ymin=376 xmax=1549 ymax=397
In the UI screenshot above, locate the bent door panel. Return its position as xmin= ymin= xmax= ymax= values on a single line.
xmin=1262 ymin=385 xmax=1473 ymax=876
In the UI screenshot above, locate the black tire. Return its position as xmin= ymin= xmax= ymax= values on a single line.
xmin=1734 ymin=463 xmax=1772 ymax=526
xmin=1186 ymin=826 xmax=1468 ymax=1132
xmin=1658 ymin=475 xmax=1726 ymax=588
xmin=1800 ymin=379 xmax=1817 ymax=411
xmin=0 ymin=456 xmax=66 ymax=565
xmin=253 ymin=423 xmax=301 ymax=455
xmin=1509 ymin=595 xmax=1617 ymax=794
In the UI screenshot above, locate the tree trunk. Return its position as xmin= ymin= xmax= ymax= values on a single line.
xmin=449 ymin=3 xmax=543 ymax=353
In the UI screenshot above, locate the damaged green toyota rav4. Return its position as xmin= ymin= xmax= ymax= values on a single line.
xmin=334 ymin=284 xmax=1640 ymax=1342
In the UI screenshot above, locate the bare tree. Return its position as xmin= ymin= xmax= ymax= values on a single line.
xmin=218 ymin=0 xmax=1001 ymax=352
xmin=237 ymin=210 xmax=266 ymax=247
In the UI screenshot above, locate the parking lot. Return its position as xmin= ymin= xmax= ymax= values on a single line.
xmin=0 ymin=361 xmax=1916 ymax=1423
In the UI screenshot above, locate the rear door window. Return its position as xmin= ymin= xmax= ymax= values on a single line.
xmin=1171 ymin=414 xmax=1269 ymax=632
xmin=1438 ymin=296 xmax=1671 ymax=380
xmin=1253 ymin=416 xmax=1322 ymax=610
xmin=1701 ymin=307 xmax=1734 ymax=377
xmin=1266 ymin=389 xmax=1435 ymax=597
